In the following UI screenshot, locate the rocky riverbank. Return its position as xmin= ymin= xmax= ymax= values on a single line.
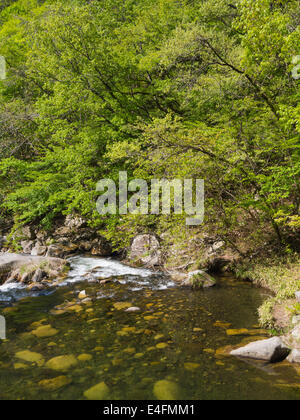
xmin=0 ymin=215 xmax=111 ymax=260
xmin=1 ymin=217 xmax=300 ymax=368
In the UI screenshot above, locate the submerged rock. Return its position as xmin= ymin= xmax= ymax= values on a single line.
xmin=230 ymin=337 xmax=290 ymax=363
xmin=153 ymin=380 xmax=180 ymax=400
xmin=113 ymin=302 xmax=132 ymax=310
xmin=14 ymin=363 xmax=28 ymax=370
xmin=31 ymin=325 xmax=58 ymax=338
xmin=15 ymin=350 xmax=44 ymax=364
xmin=45 ymin=355 xmax=78 ymax=371
xmin=39 ymin=376 xmax=71 ymax=391
xmin=226 ymin=329 xmax=249 ymax=336
xmin=181 ymin=270 xmax=216 ymax=289
xmin=77 ymin=354 xmax=92 ymax=362
xmin=84 ymin=382 xmax=110 ymax=400
xmin=184 ymin=362 xmax=201 ymax=371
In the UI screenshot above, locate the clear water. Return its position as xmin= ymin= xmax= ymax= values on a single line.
xmin=0 ymin=256 xmax=299 ymax=400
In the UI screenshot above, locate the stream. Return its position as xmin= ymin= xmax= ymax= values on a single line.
xmin=0 ymin=256 xmax=299 ymax=400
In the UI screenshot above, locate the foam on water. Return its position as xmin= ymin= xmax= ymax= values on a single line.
xmin=66 ymin=255 xmax=154 ymax=281
xmin=0 ymin=255 xmax=174 ymax=302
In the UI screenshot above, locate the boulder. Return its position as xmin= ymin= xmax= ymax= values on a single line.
xmin=35 ymin=230 xmax=47 ymax=241
xmin=20 ymin=226 xmax=35 ymax=240
xmin=230 ymin=337 xmax=290 ymax=363
xmin=287 ymin=349 xmax=300 ymax=363
xmin=295 ymin=291 xmax=300 ymax=303
xmin=31 ymin=243 xmax=47 ymax=256
xmin=130 ymin=234 xmax=161 ymax=267
xmin=32 ymin=268 xmax=46 ymax=283
xmin=182 ymin=270 xmax=216 ymax=289
xmin=0 ymin=253 xmax=69 ymax=285
xmin=21 ymin=240 xmax=35 ymax=254
xmin=291 ymin=324 xmax=300 ymax=341
xmin=46 ymin=244 xmax=67 ymax=258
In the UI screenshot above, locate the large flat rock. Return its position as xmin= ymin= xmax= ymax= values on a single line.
xmin=0 ymin=253 xmax=68 ymax=284
xmin=230 ymin=337 xmax=290 ymax=363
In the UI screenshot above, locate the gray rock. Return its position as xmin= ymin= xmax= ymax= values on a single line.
xmin=21 ymin=226 xmax=35 ymax=240
xmin=291 ymin=324 xmax=300 ymax=340
xmin=292 ymin=315 xmax=300 ymax=325
xmin=21 ymin=240 xmax=35 ymax=254
xmin=20 ymin=271 xmax=33 ymax=284
xmin=230 ymin=337 xmax=290 ymax=363
xmin=31 ymin=243 xmax=47 ymax=256
xmin=46 ymin=244 xmax=68 ymax=258
xmin=287 ymin=349 xmax=300 ymax=363
xmin=182 ymin=270 xmax=216 ymax=289
xmin=4 ymin=269 xmax=21 ymax=284
xmin=295 ymin=291 xmax=300 ymax=303
xmin=0 ymin=253 xmax=69 ymax=285
xmin=32 ymin=268 xmax=46 ymax=283
xmin=35 ymin=230 xmax=47 ymax=241
xmin=130 ymin=234 xmax=161 ymax=267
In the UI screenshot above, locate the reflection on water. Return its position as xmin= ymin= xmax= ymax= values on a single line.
xmin=0 ymin=256 xmax=299 ymax=400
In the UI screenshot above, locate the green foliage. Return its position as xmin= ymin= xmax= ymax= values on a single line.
xmin=0 ymin=0 xmax=298 ymax=252
xmin=236 ymin=253 xmax=300 ymax=328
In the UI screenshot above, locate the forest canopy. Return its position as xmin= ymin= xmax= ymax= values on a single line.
xmin=0 ymin=0 xmax=299 ymax=251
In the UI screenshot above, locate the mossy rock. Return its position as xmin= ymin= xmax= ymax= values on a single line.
xmin=39 ymin=376 xmax=71 ymax=391
xmin=153 ymin=379 xmax=180 ymax=400
xmin=15 ymin=350 xmax=44 ymax=364
xmin=83 ymin=382 xmax=110 ymax=400
xmin=182 ymin=270 xmax=216 ymax=289
xmin=45 ymin=355 xmax=78 ymax=371
xmin=31 ymin=325 xmax=58 ymax=338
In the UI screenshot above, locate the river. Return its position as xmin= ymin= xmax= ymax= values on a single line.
xmin=0 ymin=256 xmax=299 ymax=400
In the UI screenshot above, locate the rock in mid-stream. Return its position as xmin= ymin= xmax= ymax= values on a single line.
xmin=181 ymin=270 xmax=216 ymax=289
xmin=0 ymin=253 xmax=69 ymax=286
xmin=230 ymin=337 xmax=290 ymax=363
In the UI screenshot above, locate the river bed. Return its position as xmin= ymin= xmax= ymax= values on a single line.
xmin=0 ymin=256 xmax=299 ymax=400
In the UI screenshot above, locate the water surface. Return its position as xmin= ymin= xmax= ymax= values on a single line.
xmin=0 ymin=256 xmax=299 ymax=400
